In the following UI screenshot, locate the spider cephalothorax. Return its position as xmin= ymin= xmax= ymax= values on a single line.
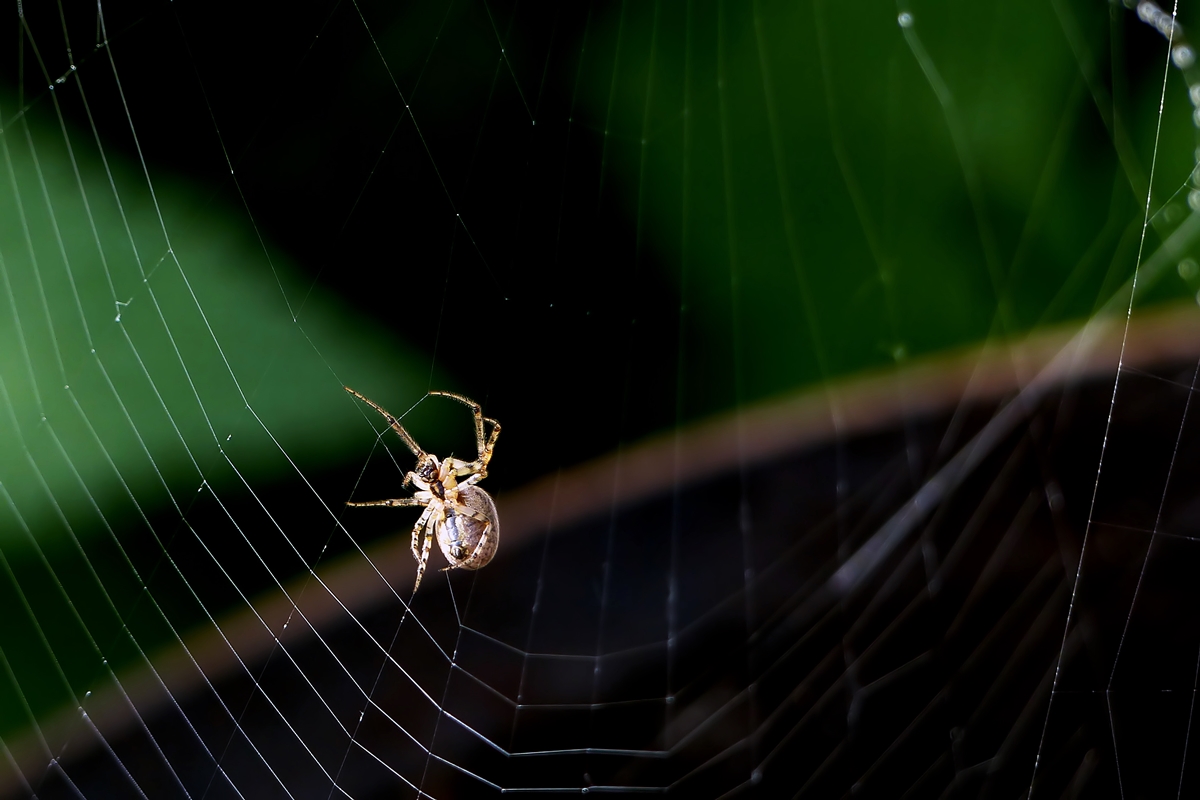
xmin=345 ymin=387 xmax=500 ymax=592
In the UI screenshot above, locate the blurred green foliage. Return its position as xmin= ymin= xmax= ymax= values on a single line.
xmin=578 ymin=0 xmax=1199 ymax=413
xmin=0 ymin=96 xmax=434 ymax=739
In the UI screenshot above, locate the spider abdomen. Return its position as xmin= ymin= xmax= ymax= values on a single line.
xmin=440 ymin=485 xmax=500 ymax=570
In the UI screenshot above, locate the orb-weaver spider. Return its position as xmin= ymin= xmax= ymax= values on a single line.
xmin=345 ymin=387 xmax=500 ymax=592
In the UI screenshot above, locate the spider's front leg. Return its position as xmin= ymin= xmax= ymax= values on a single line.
xmin=345 ymin=386 xmax=427 ymax=459
xmin=346 ymin=496 xmax=424 ymax=509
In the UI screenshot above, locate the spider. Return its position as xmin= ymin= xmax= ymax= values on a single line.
xmin=344 ymin=386 xmax=501 ymax=592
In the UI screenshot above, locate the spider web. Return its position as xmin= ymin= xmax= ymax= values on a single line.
xmin=2 ymin=0 xmax=1200 ymax=797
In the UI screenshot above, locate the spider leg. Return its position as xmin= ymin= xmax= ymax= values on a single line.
xmin=462 ymin=521 xmax=493 ymax=569
xmin=440 ymin=516 xmax=493 ymax=571
xmin=345 ymin=386 xmax=426 ymax=459
xmin=415 ymin=513 xmax=439 ymax=591
xmin=441 ymin=456 xmax=482 ymax=484
xmin=429 ymin=391 xmax=500 ymax=475
xmin=440 ymin=434 xmax=499 ymax=483
xmin=345 ymin=497 xmax=424 ymax=508
xmin=439 ymin=502 xmax=494 ymax=570
xmin=451 ymin=504 xmax=492 ymax=525
xmin=404 ymin=471 xmax=431 ymax=490
xmin=408 ymin=502 xmax=434 ymax=558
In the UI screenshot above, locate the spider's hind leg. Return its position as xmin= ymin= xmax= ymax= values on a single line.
xmin=429 ymin=391 xmax=500 ymax=476
xmin=410 ymin=504 xmax=437 ymax=591
xmin=439 ymin=520 xmax=493 ymax=572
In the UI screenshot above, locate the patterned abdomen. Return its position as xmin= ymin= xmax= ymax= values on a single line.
xmin=439 ymin=485 xmax=500 ymax=570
